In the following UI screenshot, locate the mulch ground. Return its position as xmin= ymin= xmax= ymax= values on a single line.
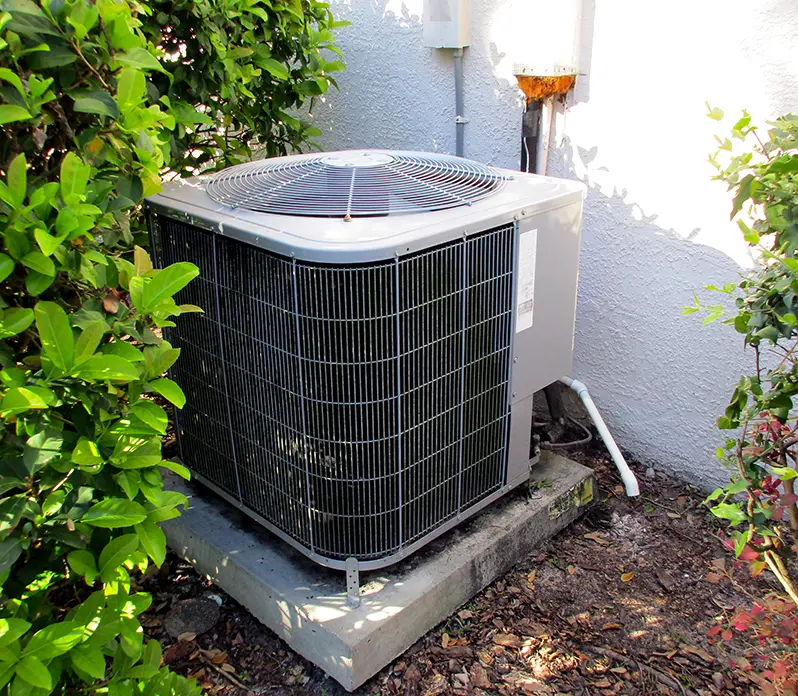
xmin=139 ymin=444 xmax=780 ymax=696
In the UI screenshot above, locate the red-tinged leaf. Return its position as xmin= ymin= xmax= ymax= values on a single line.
xmin=721 ymin=629 xmax=733 ymax=641
xmin=705 ymin=572 xmax=724 ymax=584
xmin=773 ymin=505 xmax=785 ymax=521
xmin=774 ymin=660 xmax=790 ymax=678
xmin=707 ymin=625 xmax=723 ymax=637
xmin=751 ymin=603 xmax=765 ymax=617
xmin=780 ymin=492 xmax=798 ymax=506
xmin=738 ymin=545 xmax=759 ymax=561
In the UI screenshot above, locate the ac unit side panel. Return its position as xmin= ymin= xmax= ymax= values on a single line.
xmin=150 ymin=214 xmax=517 ymax=567
xmin=511 ymin=200 xmax=583 ymax=402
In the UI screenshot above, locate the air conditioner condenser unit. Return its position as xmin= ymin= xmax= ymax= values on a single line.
xmin=145 ymin=150 xmax=585 ymax=572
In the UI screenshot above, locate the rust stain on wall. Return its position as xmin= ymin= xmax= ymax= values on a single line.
xmin=515 ymin=75 xmax=576 ymax=103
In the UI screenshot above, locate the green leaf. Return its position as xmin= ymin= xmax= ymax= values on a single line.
xmin=72 ymin=89 xmax=119 ymax=118
xmin=159 ymin=460 xmax=190 ymax=480
xmin=100 ymin=341 xmax=143 ymax=363
xmin=0 ymin=253 xmax=14 ymax=282
xmin=15 ymin=655 xmax=51 ymax=690
xmin=0 ymin=495 xmax=27 ymax=540
xmin=140 ymin=262 xmax=199 ymax=313
xmin=143 ymin=342 xmax=180 ymax=377
xmin=710 ymin=502 xmax=747 ymax=525
xmin=25 ymin=270 xmax=54 ymax=296
xmin=74 ymin=320 xmax=106 ymax=364
xmin=0 ymin=619 xmax=32 ymax=650
xmin=60 ymin=152 xmax=90 ymax=205
xmin=42 ymin=489 xmax=65 ymax=517
xmin=71 ymin=591 xmax=105 ymax=628
xmin=70 ymin=643 xmax=106 ymax=679
xmin=33 ymin=227 xmax=68 ymax=256
xmin=67 ymin=549 xmax=98 ymax=582
xmin=83 ymin=499 xmax=147 ymax=528
xmin=143 ymin=489 xmax=187 ymax=523
xmin=0 ymin=537 xmax=22 ymax=574
xmin=0 ymin=477 xmax=26 ymax=495
xmin=72 ymin=437 xmax=102 ymax=467
xmin=22 ymin=429 xmax=63 ymax=473
xmin=148 ymin=378 xmax=185 ymax=408
xmin=259 ymin=57 xmax=290 ymax=80
xmin=135 ymin=520 xmax=166 ymax=566
xmin=35 ymin=301 xmax=74 ymax=371
xmin=7 ymin=153 xmax=26 ymax=208
xmin=0 ymin=68 xmax=25 ymax=98
xmin=115 ymin=47 xmax=168 ymax=74
xmin=0 ymin=307 xmax=34 ymax=339
xmin=0 ymin=105 xmax=31 ymax=125
xmin=20 ymin=251 xmax=54 ymax=276
xmin=142 ymin=639 xmax=161 ymax=667
xmin=74 ymin=355 xmax=138 ymax=382
xmin=0 ymin=664 xmax=13 ymax=693
xmin=706 ymin=103 xmax=724 ymax=121
xmin=771 ymin=466 xmax=798 ymax=481
xmin=731 ymin=174 xmax=754 ymax=219
xmin=130 ymin=399 xmax=167 ymax=434
xmin=114 ymin=470 xmax=140 ymax=500
xmin=133 ymin=245 xmax=152 ymax=276
xmin=0 ymin=386 xmax=52 ymax=415
xmin=98 ymin=533 xmax=139 ymax=577
xmin=23 ymin=621 xmax=83 ymax=659
xmin=111 ymin=437 xmax=162 ymax=469
xmin=116 ymin=68 xmax=146 ymax=112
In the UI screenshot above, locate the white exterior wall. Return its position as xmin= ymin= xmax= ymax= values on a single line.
xmin=311 ymin=0 xmax=798 ymax=488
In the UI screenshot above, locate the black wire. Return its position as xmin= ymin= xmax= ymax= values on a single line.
xmin=539 ymin=416 xmax=593 ymax=449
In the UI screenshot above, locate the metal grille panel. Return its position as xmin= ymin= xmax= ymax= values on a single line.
xmin=153 ymin=215 xmax=515 ymax=564
xmin=205 ymin=151 xmax=508 ymax=218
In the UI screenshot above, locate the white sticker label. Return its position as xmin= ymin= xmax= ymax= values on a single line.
xmin=516 ymin=229 xmax=537 ymax=333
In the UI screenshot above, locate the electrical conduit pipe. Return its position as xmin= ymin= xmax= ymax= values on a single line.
xmin=559 ymin=376 xmax=640 ymax=497
xmin=453 ymin=48 xmax=465 ymax=157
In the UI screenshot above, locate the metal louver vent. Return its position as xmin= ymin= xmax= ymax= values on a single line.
xmin=205 ymin=151 xmax=508 ymax=218
xmin=152 ymin=215 xmax=515 ymax=568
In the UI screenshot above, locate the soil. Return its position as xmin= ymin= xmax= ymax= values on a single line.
xmin=139 ymin=443 xmax=779 ymax=696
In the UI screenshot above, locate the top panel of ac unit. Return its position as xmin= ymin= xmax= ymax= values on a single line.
xmin=147 ymin=150 xmax=585 ymax=263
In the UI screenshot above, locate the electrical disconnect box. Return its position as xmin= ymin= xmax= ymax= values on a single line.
xmin=422 ymin=0 xmax=470 ymax=48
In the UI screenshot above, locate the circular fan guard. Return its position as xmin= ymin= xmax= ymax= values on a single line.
xmin=205 ymin=151 xmax=508 ymax=218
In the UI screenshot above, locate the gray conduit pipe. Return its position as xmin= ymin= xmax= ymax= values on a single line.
xmin=559 ymin=376 xmax=641 ymax=497
xmin=454 ymin=48 xmax=465 ymax=157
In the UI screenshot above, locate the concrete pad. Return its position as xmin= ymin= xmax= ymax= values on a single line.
xmin=162 ymin=452 xmax=595 ymax=691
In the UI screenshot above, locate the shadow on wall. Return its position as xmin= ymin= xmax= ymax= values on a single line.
xmin=313 ymin=0 xmax=525 ymax=167
xmin=552 ymin=138 xmax=749 ymax=490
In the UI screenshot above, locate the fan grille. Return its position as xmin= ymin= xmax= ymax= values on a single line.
xmin=151 ymin=214 xmax=515 ymax=565
xmin=205 ymin=151 xmax=508 ymax=218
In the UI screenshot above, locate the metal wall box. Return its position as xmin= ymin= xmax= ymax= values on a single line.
xmin=146 ymin=150 xmax=585 ymax=570
xmin=422 ymin=0 xmax=470 ymax=48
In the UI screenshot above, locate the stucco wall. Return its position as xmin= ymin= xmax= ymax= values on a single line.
xmin=311 ymin=0 xmax=798 ymax=488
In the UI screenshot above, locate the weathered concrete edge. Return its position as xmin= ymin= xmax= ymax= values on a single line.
xmin=163 ymin=512 xmax=355 ymax=687
xmin=162 ymin=453 xmax=595 ymax=691
xmin=347 ymin=453 xmax=595 ymax=688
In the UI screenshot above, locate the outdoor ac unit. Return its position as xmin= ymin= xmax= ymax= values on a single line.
xmin=146 ymin=150 xmax=585 ymax=571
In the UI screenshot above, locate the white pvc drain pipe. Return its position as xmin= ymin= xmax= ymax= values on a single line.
xmin=559 ymin=377 xmax=641 ymax=497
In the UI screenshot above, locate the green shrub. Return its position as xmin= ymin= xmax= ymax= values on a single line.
xmin=143 ymin=0 xmax=347 ymax=173
xmin=687 ymin=110 xmax=798 ymax=694
xmin=0 ymin=0 xmax=344 ymax=690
